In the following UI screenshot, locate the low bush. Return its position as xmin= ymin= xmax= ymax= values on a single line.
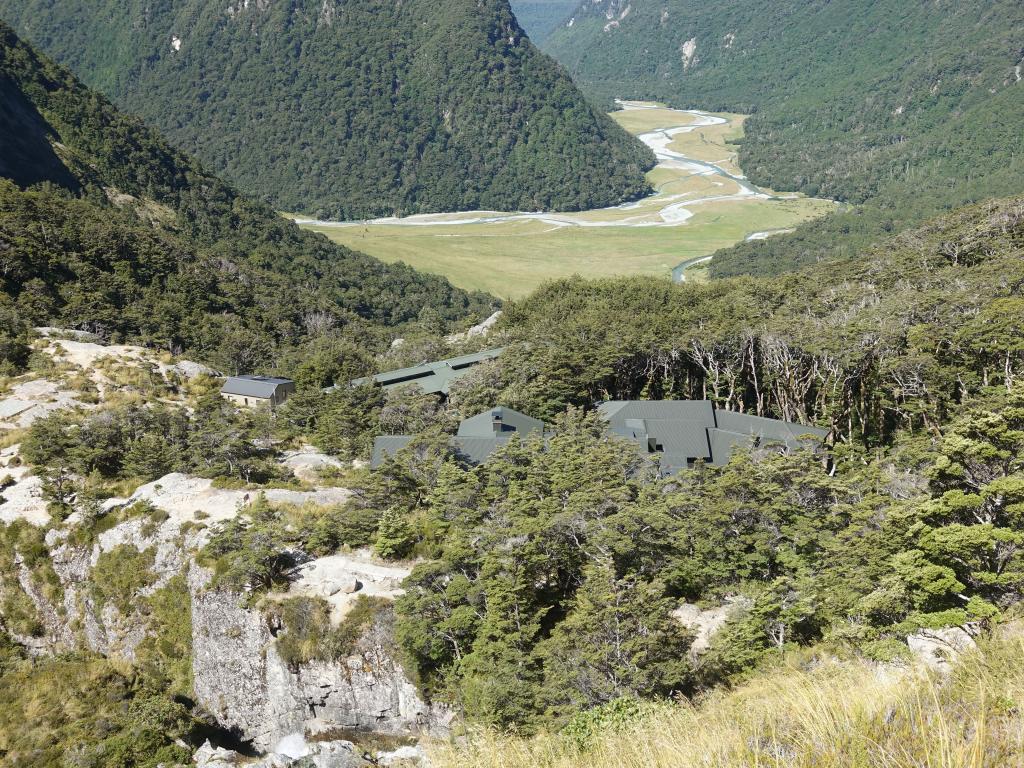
xmin=429 ymin=635 xmax=1024 ymax=768
xmin=91 ymin=545 xmax=157 ymax=615
xmin=266 ymin=594 xmax=390 ymax=670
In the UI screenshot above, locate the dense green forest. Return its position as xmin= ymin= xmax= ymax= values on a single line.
xmin=8 ymin=193 xmax=1024 ymax=751
xmin=4 ymin=1 xmax=1024 ymax=758
xmin=197 ymin=194 xmax=1024 ymax=728
xmin=0 ymin=0 xmax=653 ymax=220
xmin=509 ymin=0 xmax=576 ymax=43
xmin=544 ymin=0 xmax=1024 ymax=276
xmin=0 ymin=22 xmax=496 ymax=374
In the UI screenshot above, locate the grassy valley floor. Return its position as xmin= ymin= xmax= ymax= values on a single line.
xmin=298 ymin=104 xmax=833 ymax=299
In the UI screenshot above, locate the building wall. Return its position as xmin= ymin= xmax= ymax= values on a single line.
xmin=221 ymin=392 xmax=273 ymax=408
xmin=273 ymin=385 xmax=296 ymax=406
xmin=221 ymin=383 xmax=295 ymax=408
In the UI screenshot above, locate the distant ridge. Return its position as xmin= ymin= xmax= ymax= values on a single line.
xmin=0 ymin=21 xmax=494 ymax=371
xmin=544 ymin=0 xmax=1024 ymax=277
xmin=0 ymin=0 xmax=654 ymax=220
xmin=510 ymin=0 xmax=578 ymax=43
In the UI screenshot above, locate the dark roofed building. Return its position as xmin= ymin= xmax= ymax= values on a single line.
xmin=351 ymin=348 xmax=504 ymax=397
xmin=457 ymin=406 xmax=544 ymax=438
xmin=599 ymin=400 xmax=828 ymax=476
xmin=371 ymin=406 xmax=544 ymax=468
xmin=221 ymin=375 xmax=295 ymax=408
xmin=370 ymin=435 xmax=415 ymax=465
xmin=370 ymin=400 xmax=827 ymax=476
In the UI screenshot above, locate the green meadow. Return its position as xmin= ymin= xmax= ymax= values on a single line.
xmin=300 ymin=106 xmax=833 ymax=299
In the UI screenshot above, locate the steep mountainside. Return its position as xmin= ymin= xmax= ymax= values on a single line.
xmin=0 ymin=0 xmax=654 ymax=219
xmin=0 ymin=22 xmax=494 ymax=373
xmin=509 ymin=0 xmax=577 ymax=43
xmin=544 ymin=0 xmax=1024 ymax=276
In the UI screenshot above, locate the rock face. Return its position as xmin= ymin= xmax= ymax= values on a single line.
xmin=287 ymin=553 xmax=409 ymax=622
xmin=124 ymin=473 xmax=352 ymax=526
xmin=906 ymin=626 xmax=978 ymax=673
xmin=1 ymin=444 xmax=437 ymax=755
xmin=281 ymin=448 xmax=344 ymax=484
xmin=189 ymin=568 xmax=453 ymax=752
xmin=672 ymin=596 xmax=753 ymax=656
xmin=172 ymin=360 xmax=221 ymax=379
xmin=193 ymin=738 xmax=372 ymax=767
xmin=16 ymin=512 xmax=203 ymax=657
xmin=0 ymin=377 xmax=90 ymax=430
xmin=0 ymin=444 xmax=48 ymax=526
xmin=445 ymin=310 xmax=502 ymax=343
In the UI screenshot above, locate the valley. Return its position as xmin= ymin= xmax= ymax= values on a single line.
xmin=3 ymin=5 xmax=1024 ymax=767
xmin=298 ymin=102 xmax=833 ymax=298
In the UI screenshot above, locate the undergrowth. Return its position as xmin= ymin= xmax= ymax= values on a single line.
xmin=428 ymin=634 xmax=1024 ymax=768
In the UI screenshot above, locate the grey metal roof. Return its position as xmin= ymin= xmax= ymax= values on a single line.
xmin=451 ymin=436 xmax=514 ymax=465
xmin=599 ymin=400 xmax=827 ymax=476
xmin=714 ymin=410 xmax=829 ymax=443
xmin=458 ymin=407 xmax=544 ymax=438
xmin=351 ymin=348 xmax=504 ymax=396
xmin=221 ymin=375 xmax=295 ymax=399
xmin=370 ymin=434 xmax=523 ymax=468
xmin=599 ymin=400 xmax=716 ymax=423
xmin=370 ymin=436 xmax=415 ymax=467
xmin=646 ymin=420 xmax=713 ymax=459
xmin=707 ymin=428 xmax=755 ymax=467
xmin=371 ymin=401 xmax=828 ymax=474
xmin=370 ymin=406 xmax=544 ymax=468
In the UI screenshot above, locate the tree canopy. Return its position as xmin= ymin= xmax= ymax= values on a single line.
xmin=0 ymin=0 xmax=654 ymax=219
xmin=544 ymin=0 xmax=1024 ymax=276
xmin=0 ymin=21 xmax=496 ymax=372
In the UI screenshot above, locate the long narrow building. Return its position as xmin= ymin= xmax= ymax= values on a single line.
xmin=599 ymin=400 xmax=829 ymax=476
xmin=372 ymin=400 xmax=827 ymax=475
xmin=347 ymin=348 xmax=504 ymax=397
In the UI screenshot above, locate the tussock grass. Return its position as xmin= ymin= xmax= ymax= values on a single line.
xmin=0 ymin=428 xmax=27 ymax=450
xmin=427 ymin=638 xmax=1024 ymax=768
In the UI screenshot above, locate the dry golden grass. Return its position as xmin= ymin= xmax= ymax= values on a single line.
xmin=427 ymin=637 xmax=1024 ymax=768
xmin=0 ymin=428 xmax=26 ymax=450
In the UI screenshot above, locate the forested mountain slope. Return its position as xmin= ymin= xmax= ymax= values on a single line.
xmin=0 ymin=0 xmax=653 ymax=220
xmin=0 ymin=22 xmax=494 ymax=374
xmin=544 ymin=0 xmax=1024 ymax=276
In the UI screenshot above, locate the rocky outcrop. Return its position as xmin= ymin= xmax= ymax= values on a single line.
xmin=2 ymin=457 xmax=441 ymax=755
xmin=0 ymin=444 xmax=48 ymax=526
xmin=172 ymin=360 xmax=220 ymax=380
xmin=906 ymin=626 xmax=979 ymax=673
xmin=672 ymin=596 xmax=753 ymax=656
xmin=281 ymin=448 xmax=344 ymax=484
xmin=125 ymin=473 xmax=352 ymax=527
xmin=287 ymin=553 xmax=409 ymax=623
xmin=445 ymin=311 xmax=502 ymax=343
xmin=0 ymin=377 xmax=90 ymax=430
xmin=193 ymin=736 xmax=427 ymax=767
xmin=193 ymin=738 xmax=372 ymax=768
xmin=32 ymin=511 xmax=202 ymax=659
xmin=189 ymin=567 xmax=453 ymax=752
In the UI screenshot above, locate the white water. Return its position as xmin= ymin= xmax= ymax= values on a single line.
xmin=274 ymin=733 xmax=310 ymax=759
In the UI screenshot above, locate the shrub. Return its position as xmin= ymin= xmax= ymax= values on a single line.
xmin=91 ymin=545 xmax=157 ymax=615
xmin=266 ymin=594 xmax=390 ymax=669
xmin=0 ymin=651 xmax=197 ymax=767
